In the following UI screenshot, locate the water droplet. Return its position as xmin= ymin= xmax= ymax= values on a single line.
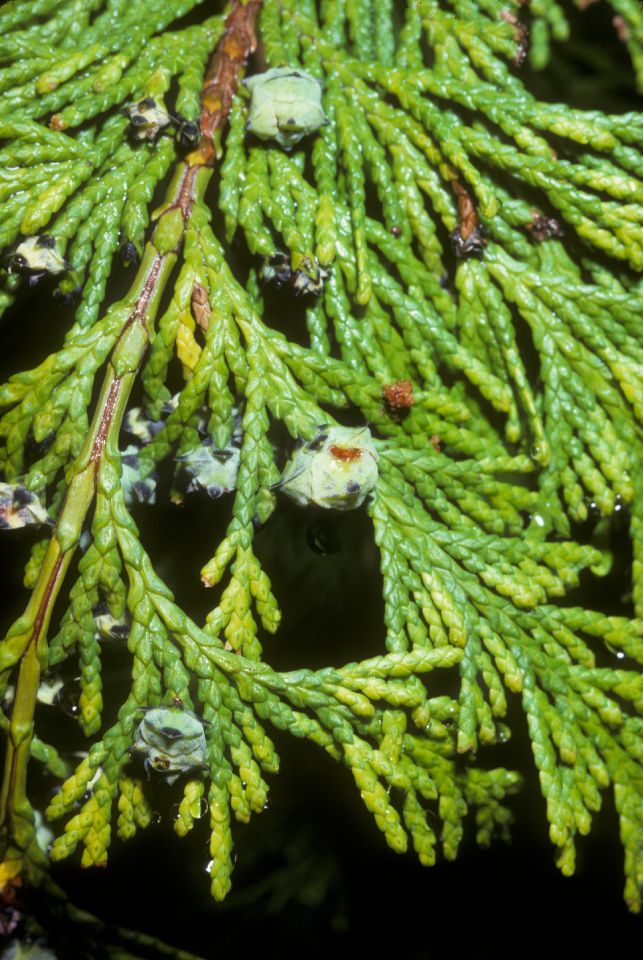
xmin=532 ymin=514 xmax=545 ymax=528
xmin=58 ymin=695 xmax=79 ymax=717
xmin=199 ymin=797 xmax=209 ymax=818
xmin=150 ymin=812 xmax=162 ymax=825
xmin=262 ymin=799 xmax=272 ymax=812
xmin=55 ymin=679 xmax=80 ymax=716
xmin=616 ymin=651 xmax=625 ymax=660
xmin=205 ymin=858 xmax=214 ymax=874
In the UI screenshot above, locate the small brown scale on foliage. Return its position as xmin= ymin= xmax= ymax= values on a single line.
xmin=527 ymin=212 xmax=565 ymax=242
xmin=450 ymin=180 xmax=485 ymax=258
xmin=329 ymin=445 xmax=363 ymax=462
xmin=383 ymin=379 xmax=414 ymax=413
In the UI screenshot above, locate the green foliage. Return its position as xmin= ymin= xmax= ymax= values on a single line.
xmin=0 ymin=0 xmax=641 ymax=936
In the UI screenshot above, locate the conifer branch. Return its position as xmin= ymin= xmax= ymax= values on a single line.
xmin=0 ymin=2 xmax=640 ymax=953
xmin=0 ymin=0 xmax=261 ymax=893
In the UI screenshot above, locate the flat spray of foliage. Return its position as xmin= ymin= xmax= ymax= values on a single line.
xmin=0 ymin=0 xmax=641 ymax=944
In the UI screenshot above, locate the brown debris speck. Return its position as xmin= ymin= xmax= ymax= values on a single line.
xmin=499 ymin=11 xmax=529 ymax=66
xmin=191 ymin=281 xmax=211 ymax=331
xmin=329 ymin=445 xmax=363 ymax=462
xmin=613 ymin=15 xmax=629 ymax=42
xmin=527 ymin=212 xmax=564 ymax=242
xmin=450 ymin=180 xmax=485 ymax=258
xmin=383 ymin=380 xmax=414 ymax=413
xmin=451 ymin=180 xmax=478 ymax=242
